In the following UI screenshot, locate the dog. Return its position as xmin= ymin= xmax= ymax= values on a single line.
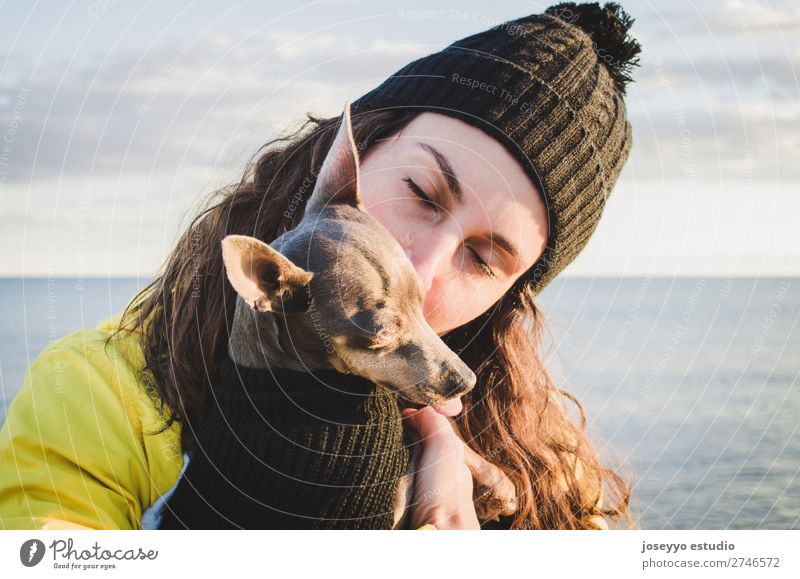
xmin=219 ymin=101 xmax=517 ymax=528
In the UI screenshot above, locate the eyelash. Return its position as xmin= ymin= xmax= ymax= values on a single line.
xmin=402 ymin=177 xmax=437 ymax=210
xmin=402 ymin=177 xmax=495 ymax=278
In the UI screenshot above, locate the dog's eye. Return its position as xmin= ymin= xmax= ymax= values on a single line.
xmin=367 ymin=326 xmax=396 ymax=350
xmin=350 ymin=310 xmax=399 ymax=350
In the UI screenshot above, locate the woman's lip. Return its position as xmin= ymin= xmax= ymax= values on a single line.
xmin=433 ymin=397 xmax=463 ymax=417
xmin=400 ymin=397 xmax=463 ymax=418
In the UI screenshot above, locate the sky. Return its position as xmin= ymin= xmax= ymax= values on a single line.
xmin=0 ymin=0 xmax=798 ymax=277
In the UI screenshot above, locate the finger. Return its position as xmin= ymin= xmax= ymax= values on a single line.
xmin=402 ymin=407 xmax=463 ymax=453
xmin=401 ymin=406 xmax=447 ymax=438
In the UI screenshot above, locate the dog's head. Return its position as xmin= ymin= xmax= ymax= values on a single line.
xmin=221 ymin=102 xmax=476 ymax=406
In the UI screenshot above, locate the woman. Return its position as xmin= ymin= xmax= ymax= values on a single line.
xmin=0 ymin=3 xmax=641 ymax=530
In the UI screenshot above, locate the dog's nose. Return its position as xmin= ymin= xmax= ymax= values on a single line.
xmin=443 ymin=365 xmax=476 ymax=398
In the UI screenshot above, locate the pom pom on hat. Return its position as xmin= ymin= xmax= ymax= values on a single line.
xmin=545 ymin=2 xmax=642 ymax=95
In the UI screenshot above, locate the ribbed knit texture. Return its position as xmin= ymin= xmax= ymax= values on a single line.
xmin=352 ymin=3 xmax=641 ymax=298
xmin=157 ymin=356 xmax=410 ymax=529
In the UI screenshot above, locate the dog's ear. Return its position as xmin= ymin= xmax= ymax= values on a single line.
xmin=305 ymin=100 xmax=365 ymax=213
xmin=221 ymin=234 xmax=313 ymax=314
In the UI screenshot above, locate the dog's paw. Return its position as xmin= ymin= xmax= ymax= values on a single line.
xmin=473 ymin=481 xmax=518 ymax=522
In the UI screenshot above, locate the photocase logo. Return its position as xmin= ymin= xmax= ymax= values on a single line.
xmin=19 ymin=539 xmax=46 ymax=567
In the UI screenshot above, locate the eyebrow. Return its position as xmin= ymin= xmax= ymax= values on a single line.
xmin=416 ymin=141 xmax=522 ymax=264
xmin=417 ymin=142 xmax=463 ymax=204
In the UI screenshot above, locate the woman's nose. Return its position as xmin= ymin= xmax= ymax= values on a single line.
xmin=403 ymin=235 xmax=453 ymax=297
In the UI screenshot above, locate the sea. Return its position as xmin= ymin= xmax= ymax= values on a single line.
xmin=0 ymin=276 xmax=797 ymax=530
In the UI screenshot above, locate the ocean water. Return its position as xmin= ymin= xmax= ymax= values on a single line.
xmin=0 ymin=276 xmax=797 ymax=530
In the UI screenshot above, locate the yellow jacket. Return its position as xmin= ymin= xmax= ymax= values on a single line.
xmin=0 ymin=309 xmax=184 ymax=530
xmin=0 ymin=306 xmax=437 ymax=530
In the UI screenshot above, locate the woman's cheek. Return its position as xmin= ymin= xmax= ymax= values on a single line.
xmin=436 ymin=281 xmax=494 ymax=334
xmin=361 ymin=182 xmax=410 ymax=230
xmin=423 ymin=281 xmax=466 ymax=335
xmin=361 ymin=195 xmax=398 ymax=236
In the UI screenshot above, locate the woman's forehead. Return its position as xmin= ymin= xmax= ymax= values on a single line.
xmin=394 ymin=113 xmax=540 ymax=197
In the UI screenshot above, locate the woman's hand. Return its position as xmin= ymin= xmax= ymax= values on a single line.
xmin=401 ymin=405 xmax=480 ymax=530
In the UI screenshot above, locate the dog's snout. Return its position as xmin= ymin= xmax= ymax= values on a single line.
xmin=442 ymin=364 xmax=476 ymax=398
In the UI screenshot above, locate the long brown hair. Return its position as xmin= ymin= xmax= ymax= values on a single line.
xmin=114 ymin=107 xmax=633 ymax=529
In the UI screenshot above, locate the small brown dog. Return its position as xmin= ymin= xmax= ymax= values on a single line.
xmin=221 ymin=102 xmax=517 ymax=528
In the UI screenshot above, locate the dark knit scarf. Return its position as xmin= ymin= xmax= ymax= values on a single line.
xmin=157 ymin=355 xmax=410 ymax=529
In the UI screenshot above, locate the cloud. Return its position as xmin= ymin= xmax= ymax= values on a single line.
xmin=718 ymin=0 xmax=800 ymax=32
xmin=0 ymin=29 xmax=424 ymax=184
xmin=0 ymin=0 xmax=795 ymax=189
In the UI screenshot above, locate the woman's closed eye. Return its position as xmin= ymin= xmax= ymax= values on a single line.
xmin=402 ymin=176 xmax=495 ymax=279
xmin=469 ymin=248 xmax=495 ymax=278
xmin=402 ymin=177 xmax=437 ymax=211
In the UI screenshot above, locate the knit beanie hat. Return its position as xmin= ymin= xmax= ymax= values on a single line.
xmin=352 ymin=2 xmax=642 ymax=298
